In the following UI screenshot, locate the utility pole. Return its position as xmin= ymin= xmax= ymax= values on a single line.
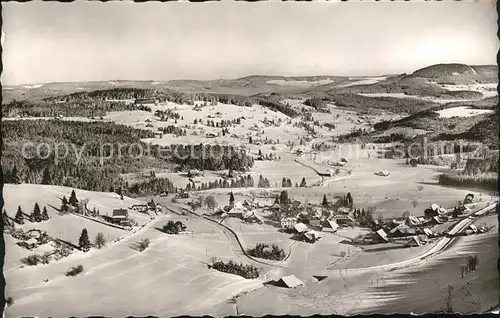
xmin=446 ymin=284 xmax=453 ymax=313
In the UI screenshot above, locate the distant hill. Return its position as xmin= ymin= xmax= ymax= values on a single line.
xmin=409 ymin=63 xmax=498 ymax=84
xmin=3 ymin=63 xmax=497 ymax=104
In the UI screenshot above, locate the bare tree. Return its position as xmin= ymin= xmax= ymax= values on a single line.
xmin=412 ymin=199 xmax=418 ymax=208
xmin=95 ymin=232 xmax=106 ymax=249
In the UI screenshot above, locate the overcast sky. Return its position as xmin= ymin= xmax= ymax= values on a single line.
xmin=2 ymin=2 xmax=498 ymax=85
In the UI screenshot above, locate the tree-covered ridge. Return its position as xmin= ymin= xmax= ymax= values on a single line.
xmin=2 ymin=99 xmax=137 ymax=118
xmin=167 ymin=144 xmax=254 ymax=172
xmin=2 ymin=120 xmax=256 ymax=193
xmin=4 ymin=87 xmax=300 ymax=118
xmin=2 ymin=120 xmax=164 ymax=192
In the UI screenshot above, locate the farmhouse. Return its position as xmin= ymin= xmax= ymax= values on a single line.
xmin=154 ymin=131 xmax=163 ymax=139
xmin=130 ymin=204 xmax=148 ymax=212
xmin=303 ymin=230 xmax=322 ymax=243
xmin=294 ymin=222 xmax=309 ymax=234
xmin=243 ymin=211 xmax=264 ymax=224
xmin=390 ymin=226 xmax=416 ymax=238
xmin=405 ymin=236 xmax=422 ymax=247
xmin=111 ymin=208 xmax=129 ymax=224
xmin=423 ymin=227 xmax=435 ymax=238
xmin=275 ymin=275 xmax=304 ymax=288
xmin=374 ymin=229 xmax=389 ymax=243
xmin=375 ymin=170 xmax=390 ymax=177
xmin=18 ymin=238 xmax=38 ymax=250
xmin=309 ymin=217 xmax=323 ymax=229
xmin=323 ymin=219 xmax=339 ymax=232
xmin=331 ymin=214 xmax=355 ymax=227
xmin=226 ymin=207 xmax=245 ymax=219
xmin=280 ymin=217 xmax=297 ymax=229
xmin=26 ymin=229 xmax=43 ymax=239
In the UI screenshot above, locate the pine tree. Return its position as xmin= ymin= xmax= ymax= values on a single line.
xmin=9 ymin=165 xmax=21 ymax=184
xmin=79 ymin=228 xmax=91 ymax=252
xmin=300 ymin=177 xmax=307 ymax=188
xmin=322 ymin=194 xmax=328 ymax=207
xmin=42 ymin=206 xmax=50 ymax=221
xmin=279 ymin=190 xmax=289 ymax=206
xmin=61 ymin=196 xmax=69 ymax=213
xmin=41 ymin=167 xmax=52 ymax=185
xmin=229 ymin=192 xmax=235 ymax=207
xmin=2 ymin=209 xmax=11 ymax=228
xmin=15 ymin=206 xmax=24 ymax=224
xmin=274 ymin=195 xmax=280 ymax=205
xmin=346 ymin=192 xmax=354 ymax=208
xmin=69 ymin=190 xmax=78 ymax=206
xmin=32 ymin=203 xmax=42 ymax=222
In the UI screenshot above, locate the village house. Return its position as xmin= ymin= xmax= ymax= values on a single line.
xmin=18 ymin=238 xmax=39 ymax=250
xmin=389 ymin=225 xmax=416 ymax=238
xmin=303 ymin=230 xmax=322 ymax=243
xmin=309 ymin=217 xmax=323 ymax=229
xmin=294 ymin=222 xmax=309 ymax=234
xmin=154 ymin=131 xmax=163 ymax=139
xmin=323 ymin=219 xmax=339 ymax=233
xmin=373 ymin=229 xmax=389 ymax=243
xmin=243 ymin=211 xmax=264 ymax=224
xmin=330 ymin=214 xmax=355 ymax=227
xmin=130 ymin=204 xmax=148 ymax=213
xmin=271 ymin=275 xmax=304 ymax=289
xmin=226 ymin=204 xmax=246 ymax=219
xmin=111 ymin=208 xmax=129 ymax=225
xmin=405 ymin=236 xmax=422 ymax=247
xmin=280 ymin=217 xmax=297 ymax=229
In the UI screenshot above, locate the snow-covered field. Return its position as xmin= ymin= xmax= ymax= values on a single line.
xmin=266 ymin=79 xmax=334 ymax=86
xmin=438 ymin=83 xmax=498 ymax=98
xmin=3 ymin=184 xmax=150 ymax=250
xmin=4 ymin=214 xmax=265 ymax=317
xmin=23 ymin=84 xmax=44 ymax=89
xmin=436 ymin=106 xmax=495 ymax=118
xmin=335 ymin=76 xmax=388 ymax=88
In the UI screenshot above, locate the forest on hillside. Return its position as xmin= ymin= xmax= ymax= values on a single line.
xmin=4 ymin=87 xmax=300 ymax=118
xmin=2 ymin=120 xmax=255 ymax=194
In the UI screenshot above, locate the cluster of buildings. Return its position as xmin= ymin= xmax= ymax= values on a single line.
xmin=212 ymin=201 xmax=265 ymax=224
xmin=16 ymin=229 xmax=51 ymax=250
xmin=366 ymin=198 xmax=477 ymax=246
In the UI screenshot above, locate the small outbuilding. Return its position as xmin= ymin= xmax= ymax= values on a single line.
xmin=374 ymin=229 xmax=389 ymax=243
xmin=294 ymin=222 xmax=309 ymax=234
xmin=275 ymin=275 xmax=304 ymax=288
xmin=405 ymin=236 xmax=422 ymax=247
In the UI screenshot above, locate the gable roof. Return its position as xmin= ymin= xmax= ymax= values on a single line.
xmin=278 ymin=275 xmax=304 ymax=288
xmin=325 ymin=220 xmax=339 ymax=232
xmin=294 ymin=223 xmax=309 ymax=233
xmin=423 ymin=228 xmax=434 ymax=237
xmin=332 ymin=214 xmax=354 ymax=221
xmin=227 ymin=208 xmax=245 ymax=215
xmin=25 ymin=238 xmax=38 ymax=245
xmin=304 ymin=230 xmax=323 ymax=241
xmin=376 ymin=229 xmax=389 ymax=242
xmin=113 ymin=209 xmax=128 ymax=217
xmin=390 ymin=226 xmax=415 ymax=234
xmin=233 ymin=202 xmax=245 ymax=210
xmin=406 ymin=236 xmax=421 ymax=246
xmin=430 ymin=203 xmax=440 ymax=212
